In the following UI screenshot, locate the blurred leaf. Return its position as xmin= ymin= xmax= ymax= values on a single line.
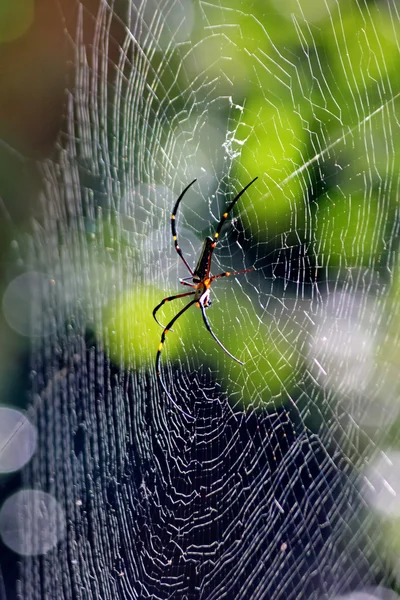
xmin=240 ymin=101 xmax=308 ymax=242
xmin=0 ymin=0 xmax=34 ymax=42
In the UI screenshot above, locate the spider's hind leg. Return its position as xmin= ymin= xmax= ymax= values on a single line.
xmin=155 ymin=297 xmax=198 ymax=420
xmin=199 ymin=295 xmax=243 ymax=365
xmin=153 ymin=291 xmax=195 ymax=328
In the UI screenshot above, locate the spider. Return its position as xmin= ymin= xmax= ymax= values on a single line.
xmin=153 ymin=177 xmax=258 ymax=419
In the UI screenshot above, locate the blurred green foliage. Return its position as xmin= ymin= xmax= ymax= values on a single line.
xmin=0 ymin=0 xmax=34 ymax=42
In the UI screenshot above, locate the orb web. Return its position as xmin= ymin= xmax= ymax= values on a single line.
xmin=1 ymin=0 xmax=400 ymax=599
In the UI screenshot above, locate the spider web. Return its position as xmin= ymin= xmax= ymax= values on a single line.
xmin=1 ymin=0 xmax=400 ymax=599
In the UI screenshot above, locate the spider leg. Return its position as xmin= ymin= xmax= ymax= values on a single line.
xmin=180 ymin=280 xmax=197 ymax=288
xmin=171 ymin=179 xmax=197 ymax=276
xmin=153 ymin=291 xmax=195 ymax=328
xmin=210 ymin=177 xmax=258 ymax=252
xmin=210 ymin=267 xmax=254 ymax=282
xmin=198 ymin=295 xmax=244 ymax=365
xmin=156 ymin=298 xmax=198 ymax=419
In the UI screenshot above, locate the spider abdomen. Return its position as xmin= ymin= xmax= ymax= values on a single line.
xmin=193 ymin=236 xmax=214 ymax=282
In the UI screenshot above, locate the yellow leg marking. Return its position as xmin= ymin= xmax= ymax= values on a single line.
xmin=226 ymin=272 xmax=231 ymax=276
xmin=173 ymin=236 xmax=177 ymax=240
xmin=196 ymin=302 xmax=200 ymax=308
xmin=171 ymin=215 xmax=175 ymax=220
xmin=158 ymin=343 xmax=163 ymax=351
xmin=223 ymin=212 xmax=228 ymax=218
xmin=214 ymin=232 xmax=219 ymax=238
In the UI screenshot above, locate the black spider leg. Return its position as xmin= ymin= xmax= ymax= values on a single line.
xmin=156 ymin=298 xmax=198 ymax=420
xmin=209 ymin=176 xmax=258 ymax=256
xmin=171 ymin=179 xmax=197 ymax=275
xmin=153 ymin=291 xmax=195 ymax=328
xmin=198 ymin=293 xmax=244 ymax=365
